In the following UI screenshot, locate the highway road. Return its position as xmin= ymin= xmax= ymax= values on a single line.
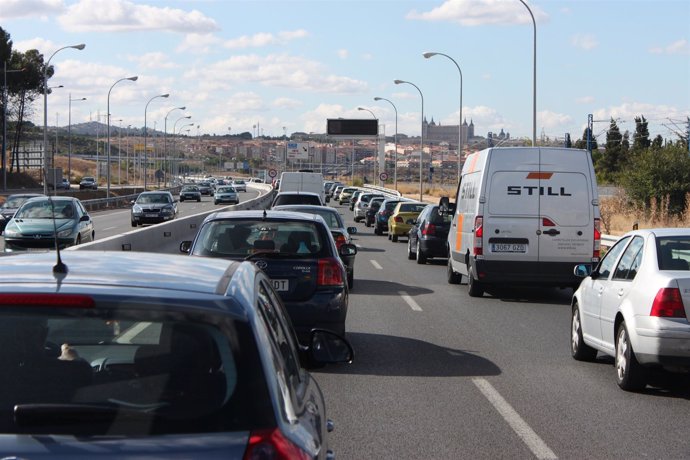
xmin=3 ymin=191 xmax=690 ymax=458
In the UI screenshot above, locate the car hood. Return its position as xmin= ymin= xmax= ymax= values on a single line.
xmin=135 ymin=203 xmax=172 ymax=210
xmin=7 ymin=218 xmax=73 ymax=234
xmin=0 ymin=432 xmax=250 ymax=458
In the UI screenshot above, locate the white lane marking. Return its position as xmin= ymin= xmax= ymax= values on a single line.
xmin=102 ymin=226 xmax=117 ymax=231
xmin=472 ymin=378 xmax=557 ymax=460
xmin=370 ymin=260 xmax=382 ymax=270
xmin=398 ymin=291 xmax=423 ymax=311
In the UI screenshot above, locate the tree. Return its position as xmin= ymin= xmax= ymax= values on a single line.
xmin=599 ymin=118 xmax=625 ymax=183
xmin=632 ymin=115 xmax=650 ymax=151
xmin=651 ymin=134 xmax=663 ymax=149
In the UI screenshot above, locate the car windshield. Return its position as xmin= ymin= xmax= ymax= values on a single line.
xmin=137 ymin=194 xmax=171 ymax=204
xmin=181 ymin=186 xmax=198 ymax=192
xmin=15 ymin=200 xmax=74 ymax=219
xmin=234 ymin=180 xmax=245 ymax=185
xmin=82 ymin=177 xmax=94 ymax=182
xmin=657 ymin=237 xmax=690 ymax=271
xmin=0 ymin=309 xmax=272 ymax=436
xmin=399 ymin=203 xmax=427 ymax=213
xmin=217 ymin=187 xmax=236 ymax=193
xmin=191 ymin=219 xmax=326 ymax=258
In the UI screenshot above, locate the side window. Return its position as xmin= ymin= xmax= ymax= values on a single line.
xmin=612 ymin=236 xmax=644 ymax=281
xmin=597 ymin=236 xmax=631 ymax=279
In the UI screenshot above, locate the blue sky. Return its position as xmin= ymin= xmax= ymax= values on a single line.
xmin=1 ymin=0 xmax=688 ymax=144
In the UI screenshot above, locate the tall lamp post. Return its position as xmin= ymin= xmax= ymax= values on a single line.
xmin=518 ymin=0 xmax=537 ymax=146
xmin=173 ymin=115 xmax=192 ymax=177
xmin=423 ymin=52 xmax=463 ymax=181
xmin=174 ymin=122 xmax=194 ymax=176
xmin=374 ymin=96 xmax=398 ymax=190
xmin=48 ymin=85 xmax=63 ymax=195
xmin=68 ymin=94 xmax=86 ymax=183
xmin=143 ymin=93 xmax=169 ymax=190
xmin=357 ymin=107 xmax=378 ymax=184
xmin=163 ymin=104 xmax=184 ymax=186
xmin=107 ymin=76 xmax=138 ymax=199
xmin=42 ymin=43 xmax=85 ymax=195
xmin=3 ymin=63 xmax=24 ymax=191
xmin=394 ymin=79 xmax=424 ymax=202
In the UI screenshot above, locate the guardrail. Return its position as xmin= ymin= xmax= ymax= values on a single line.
xmin=79 ymin=186 xmax=182 ymax=212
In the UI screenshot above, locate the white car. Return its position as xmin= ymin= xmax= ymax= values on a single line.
xmin=571 ymin=228 xmax=690 ymax=391
xmin=232 ymin=179 xmax=247 ymax=192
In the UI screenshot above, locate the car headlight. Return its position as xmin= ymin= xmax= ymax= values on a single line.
xmin=161 ymin=207 xmax=174 ymax=215
xmin=132 ymin=205 xmax=142 ymax=214
xmin=57 ymin=228 xmax=72 ymax=238
xmin=3 ymin=226 xmax=17 ymax=237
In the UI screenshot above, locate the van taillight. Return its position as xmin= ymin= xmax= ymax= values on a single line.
xmin=593 ymin=218 xmax=601 ymax=260
xmin=422 ymin=223 xmax=436 ymax=236
xmin=0 ymin=293 xmax=95 ymax=308
xmin=650 ymin=288 xmax=686 ymax=318
xmin=473 ymin=216 xmax=483 ymax=256
xmin=318 ymin=258 xmax=344 ymax=286
xmin=244 ymin=428 xmax=310 ymax=460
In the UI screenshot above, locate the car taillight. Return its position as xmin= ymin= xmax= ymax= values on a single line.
xmin=394 ymin=216 xmax=403 ymax=223
xmin=593 ymin=218 xmax=601 ymax=261
xmin=332 ymin=232 xmax=347 ymax=249
xmin=244 ymin=428 xmax=310 ymax=460
xmin=650 ymin=288 xmax=687 ymax=318
xmin=473 ymin=216 xmax=483 ymax=256
xmin=0 ymin=293 xmax=95 ymax=308
xmin=318 ymin=258 xmax=344 ymax=286
xmin=422 ymin=223 xmax=436 ymax=236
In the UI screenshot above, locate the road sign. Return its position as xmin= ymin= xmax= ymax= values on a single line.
xmin=379 ymin=172 xmax=388 ymax=181
xmin=286 ymin=142 xmax=309 ymax=160
xmin=268 ymin=169 xmax=278 ymax=178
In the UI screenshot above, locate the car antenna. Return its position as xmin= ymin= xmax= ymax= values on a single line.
xmin=49 ymin=197 xmax=68 ymax=275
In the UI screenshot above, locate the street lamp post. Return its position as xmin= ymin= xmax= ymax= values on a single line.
xmin=115 ymin=119 xmax=122 ymax=185
xmin=107 ymin=76 xmax=138 ymax=199
xmin=49 ymin=86 xmax=63 ymax=195
xmin=2 ymin=63 xmax=24 ymax=191
xmin=423 ymin=51 xmax=463 ymax=181
xmin=42 ymin=43 xmax=85 ymax=195
xmin=172 ymin=116 xmax=192 ymax=179
xmin=357 ymin=107 xmax=378 ymax=184
xmin=394 ymin=79 xmax=424 ymax=202
xmin=518 ymin=0 xmax=537 ymax=146
xmin=143 ymin=93 xmax=169 ymax=190
xmin=174 ymin=123 xmax=194 ymax=177
xmin=163 ymin=105 xmax=184 ymax=186
xmin=68 ymin=94 xmax=86 ymax=183
xmin=374 ymin=96 xmax=398 ymax=190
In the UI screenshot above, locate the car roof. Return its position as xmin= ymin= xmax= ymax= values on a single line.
xmin=274 ymin=191 xmax=320 ymax=197
xmin=625 ymin=228 xmax=690 ymax=238
xmin=203 ymin=209 xmax=327 ymax=225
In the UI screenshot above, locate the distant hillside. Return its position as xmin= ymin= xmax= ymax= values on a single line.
xmin=65 ymin=122 xmax=163 ymax=137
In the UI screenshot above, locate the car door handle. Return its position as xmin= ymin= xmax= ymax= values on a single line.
xmin=618 ymin=288 xmax=625 ymax=297
xmin=542 ymin=229 xmax=560 ymax=236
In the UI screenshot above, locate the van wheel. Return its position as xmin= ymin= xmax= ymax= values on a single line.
xmin=571 ymin=302 xmax=597 ymax=361
xmin=347 ymin=272 xmax=354 ymax=289
xmin=447 ymin=259 xmax=461 ymax=284
xmin=615 ymin=322 xmax=647 ymax=391
xmin=416 ymin=243 xmax=427 ymax=264
xmin=391 ymin=234 xmax=398 ymax=243
xmin=467 ymin=266 xmax=484 ymax=297
xmin=407 ymin=239 xmax=415 ymax=260
xmin=374 ymin=226 xmax=381 ymax=235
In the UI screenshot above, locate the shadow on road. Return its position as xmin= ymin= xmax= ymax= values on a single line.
xmin=317 ymin=332 xmax=501 ymax=378
xmin=352 ymin=279 xmax=434 ymax=296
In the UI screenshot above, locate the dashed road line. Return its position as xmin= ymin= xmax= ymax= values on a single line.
xmin=370 ymin=260 xmax=383 ymax=270
xmin=398 ymin=291 xmax=423 ymax=311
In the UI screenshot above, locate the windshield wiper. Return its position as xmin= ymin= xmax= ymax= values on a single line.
xmin=14 ymin=401 xmax=168 ymax=426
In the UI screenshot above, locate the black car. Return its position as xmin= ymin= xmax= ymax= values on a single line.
xmin=180 ymin=210 xmax=356 ymax=343
xmin=197 ymin=181 xmax=214 ymax=195
xmin=364 ymin=197 xmax=385 ymax=227
xmin=79 ymin=176 xmax=98 ymax=190
xmin=179 ymin=184 xmax=202 ymax=202
xmin=374 ymin=198 xmax=402 ymax=235
xmin=131 ymin=191 xmax=179 ymax=226
xmin=0 ymin=193 xmax=45 ymax=234
xmin=407 ymin=204 xmax=452 ymax=264
xmin=0 ymin=250 xmax=352 ymax=458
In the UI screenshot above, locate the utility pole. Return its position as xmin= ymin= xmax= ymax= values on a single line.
xmin=587 ymin=114 xmax=593 ymax=155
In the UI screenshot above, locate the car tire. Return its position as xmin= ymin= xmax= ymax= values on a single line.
xmin=407 ymin=239 xmax=415 ymax=260
xmin=447 ymin=258 xmax=461 ymax=284
xmin=388 ymin=233 xmax=392 ymax=241
xmin=197 ymin=198 xmax=201 ymax=202
xmin=347 ymin=271 xmax=354 ymax=289
xmin=615 ymin=322 xmax=647 ymax=391
xmin=416 ymin=241 xmax=427 ymax=264
xmin=374 ymin=226 xmax=381 ymax=235
xmin=131 ymin=220 xmax=137 ymax=227
xmin=467 ymin=265 xmax=484 ymax=297
xmin=214 ymin=201 xmax=219 ymax=205
xmin=75 ymin=235 xmax=81 ymax=246
xmin=571 ymin=302 xmax=597 ymax=361
xmin=180 ymin=198 xmax=185 ymax=202
xmin=391 ymin=234 xmax=398 ymax=243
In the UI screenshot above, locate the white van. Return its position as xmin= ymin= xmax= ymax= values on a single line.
xmin=443 ymin=147 xmax=601 ymax=297
xmin=278 ymin=172 xmax=327 ymax=203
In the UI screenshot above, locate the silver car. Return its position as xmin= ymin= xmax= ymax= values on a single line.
xmin=213 ymin=186 xmax=239 ymax=205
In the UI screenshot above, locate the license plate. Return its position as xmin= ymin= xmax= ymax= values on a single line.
xmin=491 ymin=243 xmax=527 ymax=253
xmin=144 ymin=213 xmax=158 ymax=217
xmin=272 ymin=279 xmax=289 ymax=291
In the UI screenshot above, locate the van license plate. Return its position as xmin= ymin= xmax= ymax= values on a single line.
xmin=491 ymin=243 xmax=527 ymax=253
xmin=272 ymin=279 xmax=289 ymax=291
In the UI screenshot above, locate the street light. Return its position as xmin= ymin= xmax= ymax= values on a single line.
xmin=374 ymin=96 xmax=398 ymax=190
xmin=358 ymin=107 xmax=379 ymax=184
xmin=143 ymin=93 xmax=170 ymax=190
xmin=423 ymin=51 xmax=463 ymax=181
xmin=107 ymin=76 xmax=138 ymax=199
xmin=3 ymin=63 xmax=24 ymax=191
xmin=42 ymin=43 xmax=85 ymax=195
xmin=173 ymin=115 xmax=191 ymax=176
xmin=394 ymin=79 xmax=424 ymax=202
xmin=174 ymin=122 xmax=194 ymax=177
xmin=163 ymin=105 xmax=184 ymax=186
xmin=68 ymin=94 xmax=86 ymax=183
xmin=518 ymin=0 xmax=537 ymax=146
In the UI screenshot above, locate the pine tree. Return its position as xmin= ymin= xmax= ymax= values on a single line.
xmin=632 ymin=115 xmax=651 ymax=151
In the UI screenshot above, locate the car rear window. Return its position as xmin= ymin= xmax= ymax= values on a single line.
xmin=0 ymin=309 xmax=274 ymax=436
xmin=399 ymin=203 xmax=426 ymax=213
xmin=383 ymin=201 xmax=400 ymax=211
xmin=272 ymin=194 xmax=321 ymax=207
xmin=657 ymin=237 xmax=690 ymax=271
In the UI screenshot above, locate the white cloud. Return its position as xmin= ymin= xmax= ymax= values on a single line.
xmin=649 ymin=39 xmax=690 ymax=56
xmin=361 ymin=53 xmax=374 ymax=61
xmin=576 ymin=96 xmax=595 ymax=104
xmin=337 ymin=49 xmax=349 ymax=59
xmin=224 ymin=29 xmax=309 ymax=49
xmin=128 ymin=52 xmax=178 ymax=70
xmin=406 ymin=0 xmax=548 ymax=27
xmin=538 ymin=110 xmax=573 ymax=131
xmin=176 ymin=33 xmax=224 ymax=54
xmin=13 ymin=37 xmax=60 ymax=54
xmin=57 ymin=0 xmax=218 ymax=33
xmin=570 ymin=34 xmax=598 ymax=50
xmin=273 ymin=97 xmax=302 ymax=110
xmin=0 ymin=0 xmax=64 ymax=20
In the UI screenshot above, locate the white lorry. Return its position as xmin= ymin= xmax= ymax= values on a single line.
xmin=442 ymin=147 xmax=601 ymax=297
xmin=278 ymin=172 xmax=327 ymax=204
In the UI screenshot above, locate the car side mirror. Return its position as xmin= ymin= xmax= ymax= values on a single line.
xmin=79 ymin=215 xmax=90 ymax=222
xmin=307 ymin=329 xmax=354 ymax=364
xmin=179 ymin=241 xmax=192 ymax=254
xmin=573 ymin=264 xmax=592 ymax=278
xmin=339 ymin=243 xmax=357 ymax=257
xmin=347 ymin=226 xmax=357 ymax=235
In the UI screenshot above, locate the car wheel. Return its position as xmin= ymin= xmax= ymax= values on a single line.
xmin=407 ymin=238 xmax=415 ymax=260
xmin=447 ymin=258 xmax=461 ymax=284
xmin=416 ymin=241 xmax=428 ymax=264
xmin=467 ymin=265 xmax=484 ymax=297
xmin=131 ymin=220 xmax=137 ymax=227
xmin=388 ymin=233 xmax=392 ymax=241
xmin=347 ymin=271 xmax=354 ymax=289
xmin=391 ymin=234 xmax=398 ymax=243
xmin=571 ymin=302 xmax=597 ymax=361
xmin=615 ymin=322 xmax=647 ymax=391
xmin=365 ymin=219 xmax=371 ymax=228
xmin=75 ymin=235 xmax=81 ymax=245
xmin=214 ymin=201 xmax=219 ymax=205
xmin=180 ymin=198 xmax=184 ymax=202
xmin=374 ymin=226 xmax=381 ymax=235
